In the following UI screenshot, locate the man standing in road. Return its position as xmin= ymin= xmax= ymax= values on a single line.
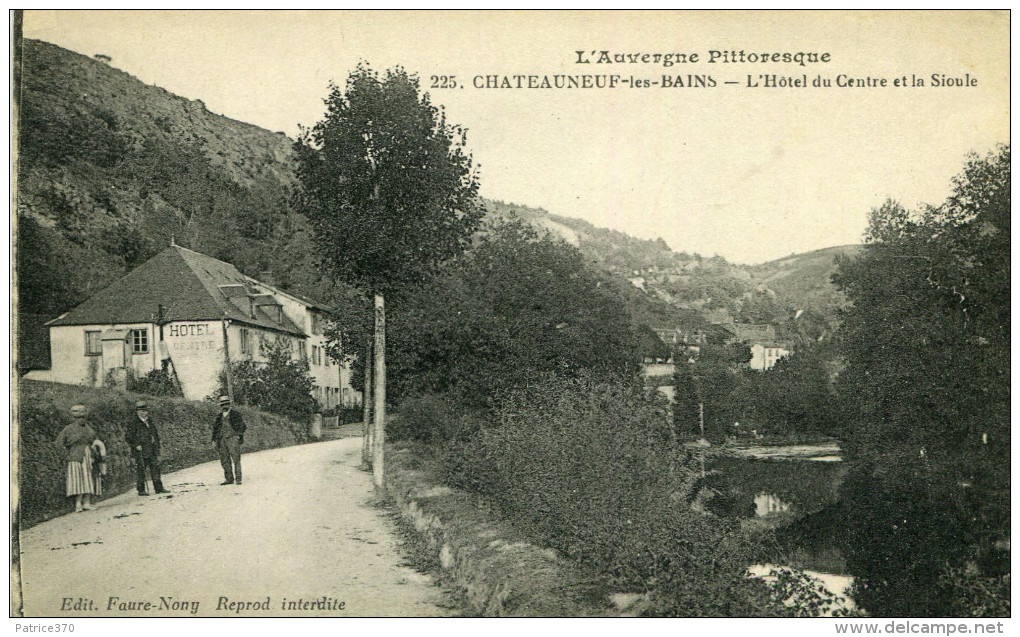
xmin=212 ymin=395 xmax=246 ymax=485
xmin=126 ymin=399 xmax=168 ymax=496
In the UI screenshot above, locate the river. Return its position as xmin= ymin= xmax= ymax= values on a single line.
xmin=705 ymin=443 xmax=856 ymax=614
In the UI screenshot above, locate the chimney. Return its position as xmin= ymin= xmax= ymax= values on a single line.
xmin=259 ymin=271 xmax=275 ymax=287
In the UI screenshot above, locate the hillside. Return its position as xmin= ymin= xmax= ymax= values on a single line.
xmin=15 ymin=38 xmax=857 ymax=370
xmin=485 ymin=199 xmax=859 ymax=340
xmin=16 ymin=40 xmax=331 ymax=318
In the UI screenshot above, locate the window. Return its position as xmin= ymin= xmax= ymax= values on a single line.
xmin=240 ymin=329 xmax=251 ymax=356
xmin=131 ymin=329 xmax=148 ymax=354
xmin=312 ymin=345 xmax=321 ymax=366
xmin=311 ymin=312 xmax=322 ymax=335
xmin=84 ymin=330 xmax=101 ymax=356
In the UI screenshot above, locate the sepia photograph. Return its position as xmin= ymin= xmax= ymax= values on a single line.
xmin=9 ymin=9 xmax=1010 ymax=628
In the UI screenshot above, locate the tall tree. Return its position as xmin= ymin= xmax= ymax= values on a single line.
xmin=386 ymin=220 xmax=639 ymax=416
xmin=832 ymin=146 xmax=1009 ymax=616
xmin=294 ymin=64 xmax=483 ymax=486
xmin=671 ymin=355 xmax=701 ymax=439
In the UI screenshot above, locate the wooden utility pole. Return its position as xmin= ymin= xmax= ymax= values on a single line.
xmin=372 ymin=294 xmax=386 ymax=488
xmin=699 ymin=401 xmax=705 ymax=441
xmin=361 ymin=337 xmax=373 ymax=468
xmin=221 ymin=316 xmax=234 ymax=402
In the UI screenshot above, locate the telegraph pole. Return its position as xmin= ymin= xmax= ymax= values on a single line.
xmin=361 ymin=337 xmax=373 ymax=468
xmin=372 ymin=294 xmax=386 ymax=488
xmin=221 ymin=316 xmax=234 ymax=402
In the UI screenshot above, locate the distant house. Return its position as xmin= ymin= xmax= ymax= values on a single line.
xmin=748 ymin=342 xmax=791 ymax=371
xmin=25 ymin=245 xmax=360 ymax=409
xmin=724 ymin=323 xmax=791 ymax=371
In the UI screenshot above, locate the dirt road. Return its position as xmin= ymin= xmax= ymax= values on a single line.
xmin=17 ymin=438 xmax=454 ymax=617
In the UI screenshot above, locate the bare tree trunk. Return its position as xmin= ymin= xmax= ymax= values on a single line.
xmin=372 ymin=293 xmax=386 ymax=488
xmin=361 ymin=337 xmax=373 ymax=468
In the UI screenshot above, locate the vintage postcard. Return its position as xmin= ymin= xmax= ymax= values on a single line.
xmin=10 ymin=9 xmax=1010 ymax=630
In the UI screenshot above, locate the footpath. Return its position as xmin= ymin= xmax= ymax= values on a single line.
xmin=17 ymin=437 xmax=454 ymax=617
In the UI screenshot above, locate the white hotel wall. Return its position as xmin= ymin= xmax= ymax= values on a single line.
xmin=26 ymin=323 xmax=159 ymax=387
xmin=28 ymin=317 xmax=359 ymax=408
xmin=163 ymin=320 xmax=228 ymax=401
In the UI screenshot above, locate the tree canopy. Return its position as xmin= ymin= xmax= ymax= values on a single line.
xmin=293 ymin=64 xmax=484 ymax=297
xmin=387 ymin=221 xmax=640 ymax=412
xmin=832 ymin=145 xmax=1009 ymax=616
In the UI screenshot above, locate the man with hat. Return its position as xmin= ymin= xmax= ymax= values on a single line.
xmin=125 ymin=399 xmax=168 ymax=495
xmin=212 ymin=395 xmax=246 ymax=485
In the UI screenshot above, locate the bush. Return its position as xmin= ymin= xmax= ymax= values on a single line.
xmin=391 ymin=392 xmax=485 ymax=445
xmin=227 ymin=340 xmax=317 ymax=423
xmin=17 ymin=380 xmax=310 ymax=526
xmin=439 ymin=372 xmax=792 ymax=616
xmin=126 ymin=358 xmax=182 ymax=397
xmin=840 ymin=456 xmax=1010 ymax=617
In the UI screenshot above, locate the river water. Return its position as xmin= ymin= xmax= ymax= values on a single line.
xmin=705 ymin=444 xmax=856 ymax=613
xmin=706 ymin=445 xmax=849 ymax=522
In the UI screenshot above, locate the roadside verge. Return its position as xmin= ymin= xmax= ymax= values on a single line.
xmin=383 ymin=441 xmax=616 ymax=617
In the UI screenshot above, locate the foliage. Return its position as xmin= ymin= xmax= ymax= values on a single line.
xmin=937 ymin=568 xmax=1010 ymax=618
xmin=387 ymin=221 xmax=640 ymax=415
xmin=126 ymin=358 xmax=182 ymax=397
xmin=18 ymin=380 xmax=309 ymax=527
xmin=440 ymin=372 xmax=798 ymax=616
xmin=227 ymin=340 xmax=318 ymax=422
xmin=763 ymin=567 xmax=856 ymax=617
xmin=293 ymin=63 xmax=484 ymax=297
xmin=671 ymin=356 xmax=701 ymax=438
xmin=635 ymin=324 xmax=671 ymax=360
xmin=737 ymin=344 xmax=843 ymax=438
xmin=388 ymin=392 xmax=486 ymax=445
xmin=831 ymin=146 xmax=1010 ymax=616
xmin=686 ymin=342 xmax=751 ymax=441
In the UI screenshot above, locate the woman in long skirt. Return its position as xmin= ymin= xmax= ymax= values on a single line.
xmin=55 ymin=404 xmax=99 ymax=512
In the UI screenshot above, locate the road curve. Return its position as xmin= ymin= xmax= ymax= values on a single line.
xmin=18 ymin=437 xmax=453 ymax=617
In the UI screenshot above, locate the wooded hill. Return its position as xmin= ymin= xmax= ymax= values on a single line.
xmin=15 ymin=39 xmax=857 ymax=369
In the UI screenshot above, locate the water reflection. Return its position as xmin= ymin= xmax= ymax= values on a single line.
xmin=707 ymin=452 xmax=849 ymax=520
xmin=754 ymin=492 xmax=792 ymax=517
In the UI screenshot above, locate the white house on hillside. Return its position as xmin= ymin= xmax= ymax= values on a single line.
xmin=26 ymin=245 xmax=360 ymax=408
xmin=729 ymin=324 xmax=791 ymax=371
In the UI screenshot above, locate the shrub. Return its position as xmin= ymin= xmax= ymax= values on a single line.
xmin=226 ymin=340 xmax=317 ymax=423
xmin=391 ymin=391 xmax=484 ymax=445
xmin=440 ymin=371 xmax=791 ymax=615
xmin=126 ymin=358 xmax=182 ymax=397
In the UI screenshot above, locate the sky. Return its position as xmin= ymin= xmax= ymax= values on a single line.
xmin=21 ymin=10 xmax=1010 ymax=264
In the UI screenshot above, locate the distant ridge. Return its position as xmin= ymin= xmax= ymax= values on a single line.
xmin=16 ymin=38 xmax=859 ymax=369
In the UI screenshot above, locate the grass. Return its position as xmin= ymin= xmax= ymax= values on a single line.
xmin=382 ymin=440 xmax=613 ymax=617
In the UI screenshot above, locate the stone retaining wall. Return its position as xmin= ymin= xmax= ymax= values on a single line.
xmin=385 ymin=445 xmax=616 ymax=617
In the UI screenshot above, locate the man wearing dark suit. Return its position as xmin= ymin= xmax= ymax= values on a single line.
xmin=212 ymin=395 xmax=246 ymax=485
xmin=126 ymin=399 xmax=168 ymax=495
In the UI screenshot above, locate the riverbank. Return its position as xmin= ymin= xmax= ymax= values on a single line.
xmin=382 ymin=441 xmax=616 ymax=616
xmin=717 ymin=441 xmax=843 ymax=462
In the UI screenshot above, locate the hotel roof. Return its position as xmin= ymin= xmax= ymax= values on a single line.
xmin=47 ymin=245 xmax=313 ymax=336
